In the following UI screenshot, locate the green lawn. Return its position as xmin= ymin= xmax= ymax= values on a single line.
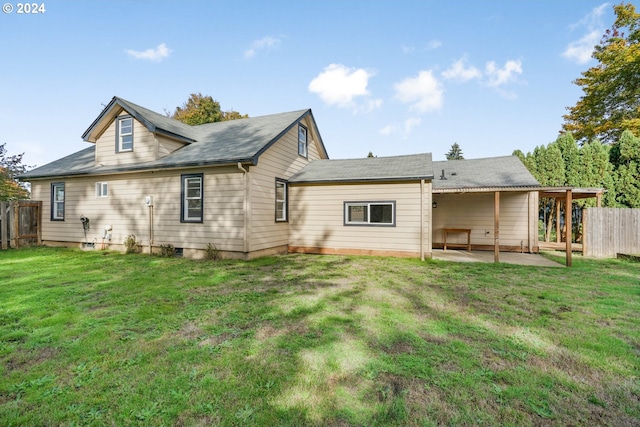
xmin=1 ymin=247 xmax=639 ymax=426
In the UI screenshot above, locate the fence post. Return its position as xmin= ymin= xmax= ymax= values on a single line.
xmin=11 ymin=201 xmax=19 ymax=248
xmin=582 ymin=207 xmax=587 ymax=256
xmin=1 ymin=201 xmax=7 ymax=250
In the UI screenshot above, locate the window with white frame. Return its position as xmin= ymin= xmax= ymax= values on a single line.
xmin=298 ymin=124 xmax=308 ymax=158
xmin=96 ymin=182 xmax=108 ymax=198
xmin=181 ymin=174 xmax=203 ymax=222
xmin=275 ymin=179 xmax=287 ymax=222
xmin=344 ymin=201 xmax=395 ymax=226
xmin=117 ymin=116 xmax=133 ymax=152
xmin=51 ymin=182 xmax=65 ymax=220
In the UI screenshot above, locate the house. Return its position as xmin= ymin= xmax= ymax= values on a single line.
xmin=19 ymin=97 xmax=541 ymax=260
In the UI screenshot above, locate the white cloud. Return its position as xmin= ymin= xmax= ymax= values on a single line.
xmin=562 ymin=30 xmax=600 ymax=64
xmin=570 ymin=2 xmax=609 ymax=31
xmin=394 ymin=70 xmax=444 ymax=113
xmin=126 ymin=43 xmax=172 ymax=62
xmin=401 ymin=45 xmax=415 ymax=54
xmin=403 ymin=117 xmax=422 ymax=135
xmin=308 ymin=63 xmax=377 ymax=108
xmin=563 ymin=3 xmax=609 ymax=64
xmin=401 ymin=39 xmax=441 ymax=54
xmin=379 ymin=123 xmax=399 ymax=135
xmin=379 ymin=117 xmax=421 ymax=137
xmin=442 ymin=57 xmax=482 ymax=82
xmin=356 ymin=98 xmax=383 ymax=114
xmin=244 ymin=36 xmax=281 ymax=59
xmin=484 ymin=59 xmax=522 ymax=87
xmin=426 ymin=39 xmax=442 ymax=50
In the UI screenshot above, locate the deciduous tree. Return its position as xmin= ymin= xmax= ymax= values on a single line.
xmin=0 ymin=143 xmax=32 ymax=200
xmin=170 ymin=93 xmax=248 ymax=125
xmin=563 ymin=3 xmax=640 ymax=144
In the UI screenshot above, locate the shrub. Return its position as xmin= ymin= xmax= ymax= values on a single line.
xmin=158 ymin=243 xmax=175 ymax=258
xmin=204 ymin=243 xmax=221 ymax=261
xmin=124 ymin=235 xmax=139 ymax=254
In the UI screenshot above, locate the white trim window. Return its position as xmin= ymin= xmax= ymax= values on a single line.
xmin=344 ymin=201 xmax=396 ymax=226
xmin=96 ymin=182 xmax=108 ymax=198
xmin=51 ymin=182 xmax=65 ymax=220
xmin=181 ymin=174 xmax=203 ymax=223
xmin=117 ymin=116 xmax=133 ymax=152
xmin=298 ymin=124 xmax=308 ymax=158
xmin=275 ymin=179 xmax=287 ymax=222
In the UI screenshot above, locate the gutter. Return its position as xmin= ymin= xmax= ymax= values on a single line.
xmin=18 ymin=158 xmax=259 ymax=181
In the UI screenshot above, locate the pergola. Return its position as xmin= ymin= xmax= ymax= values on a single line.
xmin=478 ymin=187 xmax=603 ymax=267
xmin=537 ymin=187 xmax=605 ymax=267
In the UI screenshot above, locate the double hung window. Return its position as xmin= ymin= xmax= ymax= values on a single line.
xmin=51 ymin=182 xmax=65 ymax=220
xmin=181 ymin=174 xmax=203 ymax=222
xmin=298 ymin=124 xmax=308 ymax=158
xmin=117 ymin=116 xmax=133 ymax=152
xmin=275 ymin=179 xmax=288 ymax=222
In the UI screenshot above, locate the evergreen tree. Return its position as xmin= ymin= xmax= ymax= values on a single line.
xmin=614 ymin=130 xmax=640 ymax=207
xmin=576 ymin=140 xmax=616 ymax=207
xmin=555 ymin=133 xmax=580 ymax=187
xmin=445 ymin=143 xmax=464 ymax=160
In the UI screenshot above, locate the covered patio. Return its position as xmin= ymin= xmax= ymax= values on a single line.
xmin=432 ymin=248 xmax=563 ymax=267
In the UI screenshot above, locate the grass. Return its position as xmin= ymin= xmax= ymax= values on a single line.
xmin=0 ymin=247 xmax=639 ymax=426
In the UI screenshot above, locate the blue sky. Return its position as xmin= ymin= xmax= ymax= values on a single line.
xmin=0 ymin=1 xmax=615 ymax=168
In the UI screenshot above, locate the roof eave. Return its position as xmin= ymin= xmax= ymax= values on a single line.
xmin=433 ymin=185 xmax=542 ymax=193
xmin=18 ymin=158 xmax=257 ymax=181
xmin=290 ymin=175 xmax=434 ymax=185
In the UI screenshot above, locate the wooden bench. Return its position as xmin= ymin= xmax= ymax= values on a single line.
xmin=443 ymin=228 xmax=471 ymax=251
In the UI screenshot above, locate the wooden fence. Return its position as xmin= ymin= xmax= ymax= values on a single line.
xmin=0 ymin=200 xmax=42 ymax=250
xmin=584 ymin=207 xmax=640 ymax=258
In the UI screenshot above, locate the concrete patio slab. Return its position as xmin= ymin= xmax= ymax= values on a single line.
xmin=432 ymin=249 xmax=563 ymax=267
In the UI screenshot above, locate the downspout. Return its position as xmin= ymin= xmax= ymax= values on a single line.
xmin=527 ymin=192 xmax=531 ymax=252
xmin=237 ymin=163 xmax=249 ymax=256
xmin=420 ymin=179 xmax=425 ymax=261
xmin=149 ymin=204 xmax=153 ymax=254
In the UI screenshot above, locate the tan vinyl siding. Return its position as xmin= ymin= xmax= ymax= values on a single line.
xmin=432 ymin=192 xmax=534 ymax=249
xmin=31 ymin=166 xmax=246 ymax=252
xmin=95 ymin=113 xmax=156 ymax=166
xmin=157 ymin=136 xmax=187 ymax=158
xmin=248 ymin=116 xmax=326 ymax=252
xmin=289 ymin=181 xmax=430 ymax=256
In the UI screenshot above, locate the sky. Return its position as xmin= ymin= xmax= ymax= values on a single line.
xmin=0 ymin=0 xmax=617 ymax=169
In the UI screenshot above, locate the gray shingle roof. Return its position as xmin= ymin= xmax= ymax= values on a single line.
xmin=432 ymin=156 xmax=540 ymax=190
xmin=289 ymin=153 xmax=433 ymax=183
xmin=20 ymin=98 xmax=325 ymax=179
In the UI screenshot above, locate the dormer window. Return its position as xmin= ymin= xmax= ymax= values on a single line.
xmin=117 ymin=116 xmax=133 ymax=152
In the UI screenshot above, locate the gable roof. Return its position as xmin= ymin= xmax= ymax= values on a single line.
xmin=432 ymin=156 xmax=540 ymax=191
xmin=289 ymin=153 xmax=433 ymax=184
xmin=20 ymin=97 xmax=328 ymax=179
xmin=82 ymin=97 xmax=197 ymax=144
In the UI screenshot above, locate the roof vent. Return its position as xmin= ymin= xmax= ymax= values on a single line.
xmin=439 ymin=169 xmax=447 ymax=180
